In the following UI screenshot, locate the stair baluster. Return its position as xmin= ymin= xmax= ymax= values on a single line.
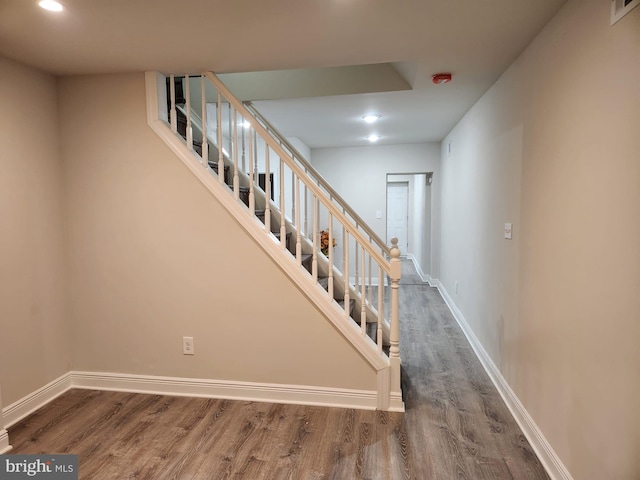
xmin=169 ymin=75 xmax=177 ymax=133
xmin=303 ymin=180 xmax=309 ymax=238
xmin=328 ymin=213 xmax=334 ymax=300
xmin=312 ymin=197 xmax=318 ymax=282
xmin=264 ymin=146 xmax=271 ymax=235
xmin=344 ymin=230 xmax=350 ymax=319
xmin=200 ymin=75 xmax=208 ymax=165
xmin=241 ymin=118 xmax=246 ymax=173
xmin=216 ymin=92 xmax=224 ymax=185
xmin=248 ymin=126 xmax=255 ymax=215
xmin=279 ymin=158 xmax=286 ymax=249
xmin=295 ymin=178 xmax=302 ymax=266
xmin=377 ymin=264 xmax=384 ymax=354
xmin=360 ymin=247 xmax=367 ymax=336
xmin=185 ymin=78 xmax=193 ymax=151
xmin=291 ymin=168 xmax=296 ymax=223
xmin=368 ymin=253 xmax=373 ymax=305
xmin=354 ymin=233 xmax=360 ymax=295
xmin=233 ymin=111 xmax=239 ymax=199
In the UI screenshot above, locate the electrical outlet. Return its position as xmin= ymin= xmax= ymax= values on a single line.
xmin=182 ymin=336 xmax=194 ymax=355
xmin=455 ymin=281 xmax=459 ymax=294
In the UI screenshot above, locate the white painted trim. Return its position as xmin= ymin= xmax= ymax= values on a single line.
xmin=1 ymin=367 xmax=397 ymax=436
xmin=144 ymin=72 xmax=388 ymax=375
xmin=388 ymin=392 xmax=404 ymax=413
xmin=2 ymin=373 xmax=72 ymax=428
xmin=406 ymin=253 xmax=431 ymax=284
xmin=428 ymin=277 xmax=439 ymax=288
xmin=69 ymin=371 xmax=379 ymax=410
xmin=437 ymin=284 xmax=574 ymax=480
xmin=0 ymin=429 xmax=10 ymax=454
xmin=376 ymin=367 xmax=390 ymax=410
xmin=0 ymin=384 xmax=8 ymax=452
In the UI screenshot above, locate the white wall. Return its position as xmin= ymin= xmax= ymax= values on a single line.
xmin=410 ymin=174 xmax=431 ymax=278
xmin=311 ymin=143 xmax=441 ymax=280
xmin=0 ymin=57 xmax=70 ymax=406
xmin=439 ymin=1 xmax=639 ymax=478
xmin=287 ymin=137 xmax=311 ymax=161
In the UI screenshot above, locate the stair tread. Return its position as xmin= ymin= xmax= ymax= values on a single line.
xmin=207 ymin=161 xmax=229 ymax=171
xmin=338 ymin=299 xmax=356 ymax=317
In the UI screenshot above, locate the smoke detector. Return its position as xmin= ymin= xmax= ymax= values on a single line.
xmin=432 ymin=73 xmax=452 ymax=85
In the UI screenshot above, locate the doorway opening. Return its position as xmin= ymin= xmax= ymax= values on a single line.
xmin=386 ymin=173 xmax=433 ymax=282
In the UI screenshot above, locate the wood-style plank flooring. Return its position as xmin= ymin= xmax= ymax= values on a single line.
xmin=7 ymin=261 xmax=549 ymax=479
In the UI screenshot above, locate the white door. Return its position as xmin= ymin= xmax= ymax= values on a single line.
xmin=387 ymin=182 xmax=409 ymax=255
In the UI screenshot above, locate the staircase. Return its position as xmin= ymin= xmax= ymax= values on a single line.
xmin=145 ymin=71 xmax=403 ymax=411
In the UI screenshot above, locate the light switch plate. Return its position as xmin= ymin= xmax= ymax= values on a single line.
xmin=376 ymin=210 xmax=382 ymax=219
xmin=504 ymin=223 xmax=513 ymax=240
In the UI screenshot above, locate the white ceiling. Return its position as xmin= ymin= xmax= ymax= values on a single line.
xmin=0 ymin=0 xmax=566 ymax=148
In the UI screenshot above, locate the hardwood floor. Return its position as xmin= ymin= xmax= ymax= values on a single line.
xmin=7 ymin=261 xmax=549 ymax=479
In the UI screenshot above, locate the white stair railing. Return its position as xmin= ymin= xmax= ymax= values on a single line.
xmin=244 ymin=102 xmax=391 ymax=259
xmin=162 ymin=73 xmax=402 ymax=408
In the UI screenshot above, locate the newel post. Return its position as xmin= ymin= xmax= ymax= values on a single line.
xmin=389 ymin=237 xmax=402 ymax=396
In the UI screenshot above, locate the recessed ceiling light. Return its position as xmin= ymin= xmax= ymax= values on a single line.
xmin=240 ymin=120 xmax=251 ymax=128
xmin=367 ymin=134 xmax=381 ymax=143
xmin=38 ymin=0 xmax=64 ymax=11
xmin=363 ymin=115 xmax=381 ymax=124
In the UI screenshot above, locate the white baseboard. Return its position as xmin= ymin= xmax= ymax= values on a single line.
xmin=428 ymin=277 xmax=439 ymax=288
xmin=2 ymin=373 xmax=73 ymax=428
xmin=1 ymin=371 xmax=381 ymax=449
xmin=68 ymin=371 xmax=379 ymax=410
xmin=2 ymin=370 xmax=383 ymax=434
xmin=0 ymin=429 xmax=11 ymax=453
xmin=406 ymin=254 xmax=431 ymax=284
xmin=76 ymin=371 xmax=381 ymax=409
xmin=437 ymin=284 xmax=574 ymax=480
xmin=388 ymin=392 xmax=404 ymax=413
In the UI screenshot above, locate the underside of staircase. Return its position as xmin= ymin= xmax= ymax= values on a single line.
xmin=145 ymin=71 xmax=403 ymax=412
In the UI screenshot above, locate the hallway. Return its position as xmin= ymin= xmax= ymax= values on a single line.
xmin=398 ymin=259 xmax=549 ymax=478
xmin=7 ymin=260 xmax=549 ymax=479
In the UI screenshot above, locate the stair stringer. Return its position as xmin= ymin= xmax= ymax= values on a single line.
xmin=145 ymin=72 xmax=402 ymax=412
